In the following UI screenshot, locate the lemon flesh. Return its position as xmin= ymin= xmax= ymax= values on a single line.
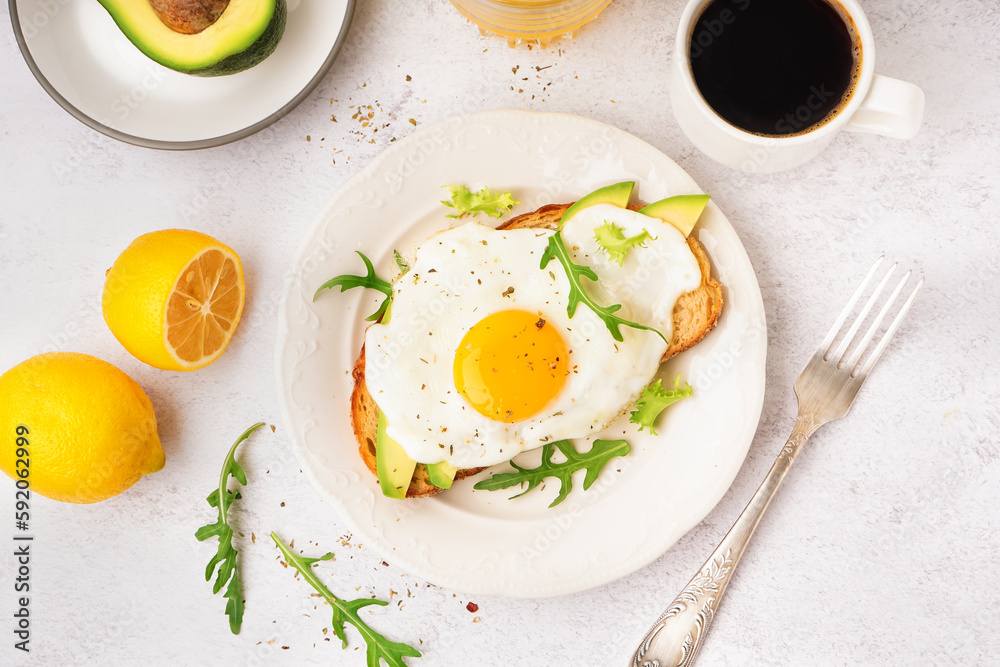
xmin=103 ymin=229 xmax=245 ymax=371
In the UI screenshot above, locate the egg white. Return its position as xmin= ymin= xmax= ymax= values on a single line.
xmin=363 ymin=204 xmax=701 ymax=468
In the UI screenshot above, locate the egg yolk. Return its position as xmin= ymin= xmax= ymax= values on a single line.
xmin=454 ymin=310 xmax=569 ymax=423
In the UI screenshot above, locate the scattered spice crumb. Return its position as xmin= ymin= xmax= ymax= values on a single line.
xmin=409 ymin=119 xmax=417 ymax=126
xmin=280 ymin=502 xmax=285 ymax=507
xmin=466 ymin=602 xmax=479 ymax=613
xmin=473 ymin=617 xmax=481 ymax=623
xmin=406 ymin=74 xmax=412 ymax=81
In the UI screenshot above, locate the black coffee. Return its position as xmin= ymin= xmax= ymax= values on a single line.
xmin=689 ymin=0 xmax=861 ymax=136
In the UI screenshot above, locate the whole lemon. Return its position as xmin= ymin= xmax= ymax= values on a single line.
xmin=102 ymin=229 xmax=245 ymax=371
xmin=0 ymin=352 xmax=165 ymax=504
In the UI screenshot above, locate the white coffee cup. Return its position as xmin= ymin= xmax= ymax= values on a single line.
xmin=670 ymin=0 xmax=925 ymax=173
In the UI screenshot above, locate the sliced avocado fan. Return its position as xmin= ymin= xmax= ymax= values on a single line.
xmin=560 ymin=181 xmax=635 ymax=225
xmin=638 ymin=194 xmax=711 ymax=237
xmin=376 ymin=410 xmax=417 ymax=500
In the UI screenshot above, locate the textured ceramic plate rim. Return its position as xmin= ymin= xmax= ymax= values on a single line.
xmin=274 ymin=109 xmax=767 ymax=597
xmin=8 ymin=0 xmax=355 ymax=150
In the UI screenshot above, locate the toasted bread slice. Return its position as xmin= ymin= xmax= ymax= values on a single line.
xmin=499 ymin=202 xmax=723 ymax=361
xmin=350 ymin=201 xmax=723 ymax=498
xmin=351 ymin=346 xmax=487 ymax=498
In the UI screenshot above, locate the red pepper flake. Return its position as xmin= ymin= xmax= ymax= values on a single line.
xmin=466 ymin=602 xmax=479 ymax=613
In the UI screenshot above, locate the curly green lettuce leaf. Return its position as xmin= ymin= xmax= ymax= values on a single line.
xmin=271 ymin=533 xmax=421 ymax=667
xmin=441 ymin=185 xmax=519 ymax=219
xmin=393 ymin=250 xmax=410 ymax=275
xmin=195 ymin=422 xmax=266 ymax=634
xmin=314 ymin=251 xmax=393 ymax=322
xmin=594 ymin=221 xmax=655 ymax=266
xmin=473 ymin=439 xmax=630 ymax=508
xmin=629 ymin=374 xmax=694 ymax=435
xmin=540 ymin=230 xmax=666 ymax=344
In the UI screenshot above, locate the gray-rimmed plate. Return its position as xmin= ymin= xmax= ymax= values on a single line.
xmin=9 ymin=0 xmax=354 ymax=149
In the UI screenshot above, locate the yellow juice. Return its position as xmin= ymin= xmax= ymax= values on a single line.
xmin=450 ymin=0 xmax=614 ymax=46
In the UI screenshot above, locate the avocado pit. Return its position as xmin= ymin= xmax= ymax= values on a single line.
xmin=148 ymin=0 xmax=230 ymax=34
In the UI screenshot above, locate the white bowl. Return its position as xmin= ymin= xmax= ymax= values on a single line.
xmin=9 ymin=0 xmax=354 ymax=149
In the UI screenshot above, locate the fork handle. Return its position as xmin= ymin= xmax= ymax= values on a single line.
xmin=629 ymin=415 xmax=820 ymax=667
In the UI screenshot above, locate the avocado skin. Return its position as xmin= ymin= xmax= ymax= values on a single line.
xmin=189 ymin=0 xmax=287 ymax=77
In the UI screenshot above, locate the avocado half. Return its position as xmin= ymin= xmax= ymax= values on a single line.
xmin=97 ymin=0 xmax=287 ymax=77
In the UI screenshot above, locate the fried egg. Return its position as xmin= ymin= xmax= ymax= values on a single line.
xmin=363 ymin=203 xmax=701 ymax=468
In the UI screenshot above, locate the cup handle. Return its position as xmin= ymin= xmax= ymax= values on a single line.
xmin=845 ymin=74 xmax=925 ymax=139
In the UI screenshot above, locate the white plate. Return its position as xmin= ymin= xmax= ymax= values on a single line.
xmin=275 ymin=110 xmax=767 ymax=598
xmin=9 ymin=0 xmax=354 ymax=149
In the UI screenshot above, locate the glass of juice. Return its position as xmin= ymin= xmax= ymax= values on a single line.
xmin=450 ymin=0 xmax=614 ymax=47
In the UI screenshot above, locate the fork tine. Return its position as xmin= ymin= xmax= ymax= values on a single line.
xmin=857 ymin=277 xmax=924 ymax=377
xmin=844 ymin=270 xmax=911 ymax=371
xmin=830 ymin=262 xmax=898 ymax=364
xmin=820 ymin=256 xmax=885 ymax=357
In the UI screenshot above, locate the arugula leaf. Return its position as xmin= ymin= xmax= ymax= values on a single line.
xmin=195 ymin=422 xmax=266 ymax=635
xmin=594 ymin=221 xmax=654 ymax=266
xmin=540 ymin=230 xmax=667 ymax=344
xmin=271 ymin=533 xmax=421 ymax=667
xmin=630 ymin=374 xmax=694 ymax=435
xmin=473 ymin=439 xmax=630 ymax=508
xmin=441 ymin=185 xmax=520 ymax=219
xmin=314 ymin=251 xmax=393 ymax=322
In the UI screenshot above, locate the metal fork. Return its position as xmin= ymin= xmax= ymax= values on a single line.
xmin=629 ymin=257 xmax=923 ymax=667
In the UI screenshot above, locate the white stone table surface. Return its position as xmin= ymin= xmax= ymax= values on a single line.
xmin=1 ymin=1 xmax=998 ymax=665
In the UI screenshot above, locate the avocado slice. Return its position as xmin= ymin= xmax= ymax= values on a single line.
xmin=426 ymin=461 xmax=458 ymax=490
xmin=638 ymin=194 xmax=711 ymax=238
xmin=560 ymin=181 xmax=635 ymax=225
xmin=376 ymin=411 xmax=417 ymax=499
xmin=96 ymin=0 xmax=287 ymax=77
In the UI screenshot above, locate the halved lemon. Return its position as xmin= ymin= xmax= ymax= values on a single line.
xmin=102 ymin=229 xmax=245 ymax=371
